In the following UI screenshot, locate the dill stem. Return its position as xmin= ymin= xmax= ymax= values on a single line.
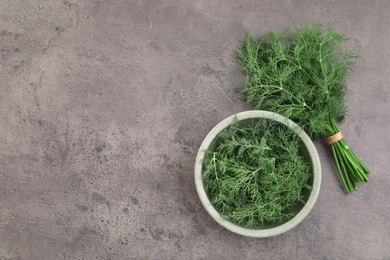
xmin=336 ymin=143 xmax=360 ymax=188
xmin=267 ymin=84 xmax=311 ymax=109
xmin=328 ymin=116 xmax=370 ymax=192
xmin=212 ymin=152 xmax=219 ymax=180
xmin=334 ymin=145 xmax=353 ymax=192
xmin=331 ymin=145 xmax=349 ymax=192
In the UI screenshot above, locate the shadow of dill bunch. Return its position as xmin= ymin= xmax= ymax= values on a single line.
xmin=203 ymin=119 xmax=311 ymax=228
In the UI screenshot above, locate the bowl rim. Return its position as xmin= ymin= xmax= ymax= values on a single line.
xmin=194 ymin=110 xmax=321 ymax=238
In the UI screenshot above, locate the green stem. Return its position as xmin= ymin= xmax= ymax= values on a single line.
xmin=326 ymin=116 xmax=370 ymax=193
xmin=331 ymin=144 xmax=349 ymax=193
xmin=334 ymin=145 xmax=353 ymax=192
xmin=266 ymin=84 xmax=312 ymax=110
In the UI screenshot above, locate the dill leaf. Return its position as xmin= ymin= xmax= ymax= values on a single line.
xmin=236 ymin=24 xmax=370 ymax=193
xmin=203 ymin=119 xmax=311 ymax=227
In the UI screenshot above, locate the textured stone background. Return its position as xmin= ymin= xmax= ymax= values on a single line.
xmin=1 ymin=0 xmax=390 ymax=259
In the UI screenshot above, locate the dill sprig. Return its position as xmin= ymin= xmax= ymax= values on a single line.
xmin=203 ymin=119 xmax=311 ymax=227
xmin=236 ymin=24 xmax=370 ymax=193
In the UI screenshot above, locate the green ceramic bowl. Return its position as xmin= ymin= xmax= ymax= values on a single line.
xmin=194 ymin=110 xmax=321 ymax=237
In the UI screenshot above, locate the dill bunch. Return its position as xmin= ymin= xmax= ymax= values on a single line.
xmin=236 ymin=24 xmax=370 ymax=193
xmin=203 ymin=119 xmax=311 ymax=227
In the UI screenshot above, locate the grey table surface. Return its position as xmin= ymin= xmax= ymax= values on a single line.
xmin=1 ymin=0 xmax=390 ymax=259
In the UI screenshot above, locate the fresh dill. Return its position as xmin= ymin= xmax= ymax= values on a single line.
xmin=236 ymin=24 xmax=370 ymax=193
xmin=203 ymin=119 xmax=311 ymax=228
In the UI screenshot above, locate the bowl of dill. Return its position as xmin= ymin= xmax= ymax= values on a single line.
xmin=194 ymin=110 xmax=321 ymax=237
